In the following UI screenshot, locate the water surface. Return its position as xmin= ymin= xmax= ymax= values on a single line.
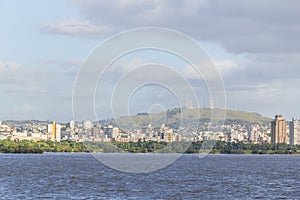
xmin=0 ymin=154 xmax=299 ymax=199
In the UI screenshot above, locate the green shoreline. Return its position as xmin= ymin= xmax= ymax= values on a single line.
xmin=1 ymin=139 xmax=300 ymax=155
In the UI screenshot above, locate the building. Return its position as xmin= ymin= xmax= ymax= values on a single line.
xmin=52 ymin=121 xmax=56 ymax=140
xmin=159 ymin=124 xmax=173 ymax=142
xmin=289 ymin=118 xmax=300 ymax=145
xmin=227 ymin=129 xmax=246 ymax=142
xmin=70 ymin=120 xmax=75 ymax=129
xmin=112 ymin=127 xmax=119 ymax=138
xmin=84 ymin=120 xmax=93 ymax=130
xmin=248 ymin=127 xmax=258 ymax=143
xmin=91 ymin=126 xmax=102 ymax=138
xmin=142 ymin=124 xmax=153 ymax=138
xmin=271 ymin=115 xmax=289 ymax=144
xmin=47 ymin=121 xmax=61 ymax=142
xmin=55 ymin=124 xmax=61 ymax=142
xmin=103 ymin=125 xmax=113 ymax=138
xmin=164 ymin=130 xmax=173 ymax=143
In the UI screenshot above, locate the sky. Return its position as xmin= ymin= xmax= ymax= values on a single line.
xmin=1 ymin=0 xmax=300 ymax=122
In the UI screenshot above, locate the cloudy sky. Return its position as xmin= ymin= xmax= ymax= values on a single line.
xmin=1 ymin=0 xmax=300 ymax=122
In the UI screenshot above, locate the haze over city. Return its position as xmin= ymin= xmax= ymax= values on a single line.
xmin=1 ymin=0 xmax=300 ymax=122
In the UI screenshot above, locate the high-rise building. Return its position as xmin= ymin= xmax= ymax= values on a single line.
xmin=47 ymin=121 xmax=61 ymax=142
xmin=47 ymin=124 xmax=52 ymax=138
xmin=112 ymin=127 xmax=119 ymax=138
xmin=159 ymin=124 xmax=173 ymax=142
xmin=289 ymin=118 xmax=300 ymax=145
xmin=70 ymin=120 xmax=75 ymax=129
xmin=271 ymin=115 xmax=289 ymax=144
xmin=165 ymin=130 xmax=173 ymax=143
xmin=52 ymin=121 xmax=56 ymax=140
xmin=92 ymin=126 xmax=101 ymax=138
xmin=248 ymin=126 xmax=258 ymax=143
xmin=55 ymin=124 xmax=61 ymax=142
xmin=103 ymin=125 xmax=113 ymax=138
xmin=84 ymin=120 xmax=93 ymax=130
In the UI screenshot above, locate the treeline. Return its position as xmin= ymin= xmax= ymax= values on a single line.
xmin=1 ymin=139 xmax=300 ymax=154
xmin=0 ymin=139 xmax=88 ymax=153
xmin=211 ymin=141 xmax=300 ymax=154
xmin=84 ymin=140 xmax=177 ymax=153
xmin=86 ymin=140 xmax=300 ymax=154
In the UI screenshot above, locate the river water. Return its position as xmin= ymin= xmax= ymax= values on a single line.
xmin=0 ymin=153 xmax=299 ymax=199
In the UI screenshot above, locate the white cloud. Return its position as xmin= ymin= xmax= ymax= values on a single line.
xmin=182 ymin=59 xmax=239 ymax=80
xmin=68 ymin=0 xmax=300 ymax=53
xmin=41 ymin=18 xmax=111 ymax=37
xmin=0 ymin=62 xmax=48 ymax=95
xmin=0 ymin=61 xmax=75 ymax=121
xmin=214 ymin=60 xmax=239 ymax=76
xmin=0 ymin=61 xmax=73 ymax=95
xmin=4 ymin=0 xmax=300 ymax=120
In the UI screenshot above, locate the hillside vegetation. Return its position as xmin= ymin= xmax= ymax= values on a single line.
xmin=113 ymin=108 xmax=271 ymax=129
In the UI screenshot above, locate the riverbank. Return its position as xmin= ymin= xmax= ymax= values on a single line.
xmin=0 ymin=139 xmax=87 ymax=153
xmin=1 ymin=139 xmax=300 ymax=154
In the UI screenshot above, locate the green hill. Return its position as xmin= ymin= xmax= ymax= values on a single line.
xmin=113 ymin=107 xmax=271 ymax=130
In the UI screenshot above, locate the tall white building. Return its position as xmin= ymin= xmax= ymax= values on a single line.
xmin=55 ymin=124 xmax=61 ymax=142
xmin=70 ymin=120 xmax=75 ymax=129
xmin=84 ymin=120 xmax=93 ymax=129
xmin=112 ymin=127 xmax=119 ymax=138
xmin=47 ymin=124 xmax=52 ymax=134
xmin=47 ymin=122 xmax=61 ymax=142
xmin=290 ymin=118 xmax=300 ymax=145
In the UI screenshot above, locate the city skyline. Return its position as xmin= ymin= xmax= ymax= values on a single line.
xmin=1 ymin=1 xmax=300 ymax=121
xmin=2 ymin=113 xmax=300 ymax=146
xmin=1 ymin=1 xmax=300 ymax=199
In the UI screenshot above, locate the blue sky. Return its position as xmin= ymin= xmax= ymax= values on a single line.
xmin=1 ymin=0 xmax=300 ymax=122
